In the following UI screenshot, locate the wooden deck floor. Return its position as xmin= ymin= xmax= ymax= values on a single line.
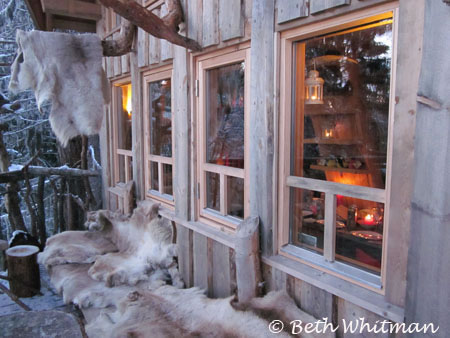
xmin=0 ymin=264 xmax=66 ymax=316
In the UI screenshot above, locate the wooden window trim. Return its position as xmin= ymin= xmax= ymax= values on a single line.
xmin=195 ymin=47 xmax=251 ymax=231
xmin=277 ymin=3 xmax=400 ymax=293
xmin=143 ymin=66 xmax=175 ymax=208
xmin=111 ymin=77 xmax=133 ymax=185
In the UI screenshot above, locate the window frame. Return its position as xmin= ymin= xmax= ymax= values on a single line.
xmin=195 ymin=47 xmax=251 ymax=230
xmin=277 ymin=5 xmax=399 ymax=292
xmin=110 ymin=77 xmax=133 ymax=186
xmin=143 ymin=66 xmax=175 ymax=207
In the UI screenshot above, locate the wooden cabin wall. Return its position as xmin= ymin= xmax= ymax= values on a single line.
xmin=96 ymin=0 xmax=425 ymax=330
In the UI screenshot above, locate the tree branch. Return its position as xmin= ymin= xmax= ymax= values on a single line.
xmin=99 ymin=0 xmax=201 ymax=53
xmin=102 ymin=19 xmax=136 ymax=56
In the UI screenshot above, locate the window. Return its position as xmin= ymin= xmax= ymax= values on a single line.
xmin=196 ymin=48 xmax=250 ymax=229
xmin=278 ymin=10 xmax=396 ymax=288
xmin=111 ymin=81 xmax=133 ymax=184
xmin=143 ymin=68 xmax=174 ymax=205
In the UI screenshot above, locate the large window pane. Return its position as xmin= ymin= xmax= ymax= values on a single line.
xmin=149 ymin=79 xmax=172 ymax=157
xmin=292 ymin=18 xmax=393 ymax=190
xmin=335 ymin=196 xmax=384 ymax=275
xmin=206 ymin=62 xmax=245 ymax=169
xmin=117 ymin=84 xmax=132 ymax=151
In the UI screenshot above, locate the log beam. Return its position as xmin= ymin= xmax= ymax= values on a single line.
xmin=98 ymin=0 xmax=201 ymax=52
xmin=0 ymin=166 xmax=100 ymax=184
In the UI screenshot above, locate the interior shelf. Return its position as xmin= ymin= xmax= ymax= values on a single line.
xmin=303 ymin=138 xmax=360 ymax=145
xmin=305 ymin=110 xmax=356 ymax=116
xmin=310 ymin=164 xmax=369 ymax=174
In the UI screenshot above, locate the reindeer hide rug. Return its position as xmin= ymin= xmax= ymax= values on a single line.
xmin=8 ymin=30 xmax=109 ymax=146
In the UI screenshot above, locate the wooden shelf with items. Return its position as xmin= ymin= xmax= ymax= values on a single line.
xmin=309 ymin=164 xmax=369 ymax=174
xmin=303 ymin=138 xmax=361 ymax=145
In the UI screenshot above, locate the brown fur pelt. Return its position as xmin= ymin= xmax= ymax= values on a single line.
xmin=8 ymin=30 xmax=109 ymax=146
xmin=85 ymin=286 xmax=330 ymax=338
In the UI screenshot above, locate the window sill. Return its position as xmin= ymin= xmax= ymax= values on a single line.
xmin=158 ymin=208 xmax=236 ymax=249
xmin=262 ymin=254 xmax=404 ymax=323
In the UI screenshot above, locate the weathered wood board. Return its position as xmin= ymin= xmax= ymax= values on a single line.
xmin=219 ymin=0 xmax=244 ymax=41
xmin=276 ymin=0 xmax=308 ymax=23
xmin=310 ymin=0 xmax=350 ymax=14
xmin=202 ymin=0 xmax=219 ymax=47
xmin=137 ymin=28 xmax=149 ymax=68
xmin=193 ymin=232 xmax=209 ymax=290
xmin=211 ymin=240 xmax=232 ymax=298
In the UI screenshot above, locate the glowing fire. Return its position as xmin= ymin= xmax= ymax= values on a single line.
xmin=122 ymin=84 xmax=132 ymax=117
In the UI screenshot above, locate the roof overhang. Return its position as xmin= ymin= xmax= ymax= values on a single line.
xmin=24 ymin=0 xmax=101 ymax=32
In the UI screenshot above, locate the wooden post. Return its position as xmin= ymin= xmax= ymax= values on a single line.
xmin=0 ymin=239 xmax=8 ymax=271
xmin=6 ymin=245 xmax=41 ymax=297
xmin=235 ymin=216 xmax=262 ymax=303
xmin=405 ymin=0 xmax=450 ymax=333
xmin=249 ymin=0 xmax=276 ymax=256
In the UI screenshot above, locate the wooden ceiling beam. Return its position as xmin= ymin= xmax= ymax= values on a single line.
xmin=24 ymin=0 xmax=46 ymax=30
xmin=40 ymin=0 xmax=102 ymax=21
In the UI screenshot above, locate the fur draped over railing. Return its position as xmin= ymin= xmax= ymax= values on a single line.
xmin=8 ymin=30 xmax=109 ymax=147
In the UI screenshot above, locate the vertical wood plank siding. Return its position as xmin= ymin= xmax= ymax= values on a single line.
xmin=212 ymin=241 xmax=232 ymax=297
xmin=137 ymin=28 xmax=149 ymax=67
xmin=405 ymin=0 xmax=450 ymax=334
xmin=219 ymin=0 xmax=244 ymax=41
xmin=130 ymin=34 xmax=144 ymax=199
xmin=202 ymin=0 xmax=219 ymax=47
xmin=193 ymin=232 xmax=209 ymax=290
xmin=276 ymin=0 xmax=308 ymax=23
xmin=177 ymin=225 xmax=194 ymax=287
xmin=96 ymin=0 xmax=429 ymax=327
xmin=149 ymin=9 xmax=161 ymax=64
xmin=160 ymin=3 xmax=174 ymax=61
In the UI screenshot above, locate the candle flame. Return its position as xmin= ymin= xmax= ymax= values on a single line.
xmin=365 ymin=214 xmax=374 ymax=222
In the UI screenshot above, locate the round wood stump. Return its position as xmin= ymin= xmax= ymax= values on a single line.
xmin=6 ymin=245 xmax=41 ymax=298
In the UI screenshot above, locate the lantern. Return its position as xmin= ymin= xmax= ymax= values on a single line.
xmin=305 ymin=69 xmax=324 ymax=104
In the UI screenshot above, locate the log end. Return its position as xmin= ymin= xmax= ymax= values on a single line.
xmin=6 ymin=245 xmax=39 ymax=257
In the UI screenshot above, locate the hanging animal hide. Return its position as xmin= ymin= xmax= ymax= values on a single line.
xmin=8 ymin=30 xmax=109 ymax=146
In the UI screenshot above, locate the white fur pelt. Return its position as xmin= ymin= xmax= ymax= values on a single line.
xmin=8 ymin=30 xmax=109 ymax=146
xmin=48 ymin=263 xmax=169 ymax=309
xmin=85 ymin=201 xmax=180 ymax=287
xmin=41 ymin=200 xmax=182 ymax=290
xmin=38 ymin=209 xmax=124 ymax=269
xmin=85 ymin=286 xmax=328 ymax=338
